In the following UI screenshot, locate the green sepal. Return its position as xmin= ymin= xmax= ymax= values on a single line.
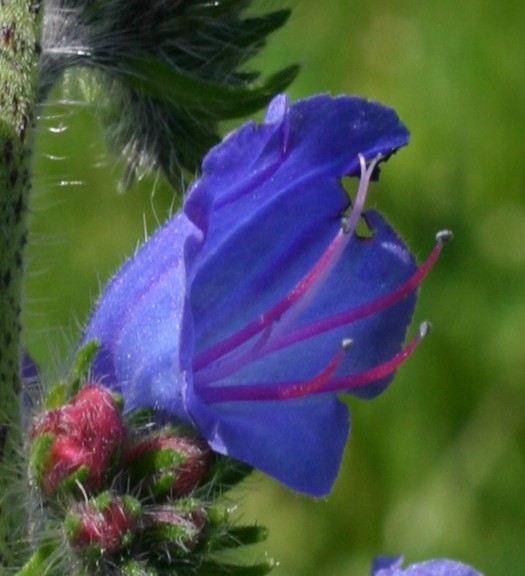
xmin=64 ymin=510 xmax=83 ymax=543
xmin=43 ymin=340 xmax=101 ymax=409
xmin=56 ymin=465 xmax=90 ymax=497
xmin=122 ymin=495 xmax=143 ymax=520
xmin=207 ymin=526 xmax=270 ymax=551
xmin=121 ymin=560 xmax=160 ymax=576
xmin=91 ymin=491 xmax=140 ymax=515
xmin=130 ymin=442 xmax=187 ymax=478
xmin=29 ymin=432 xmax=54 ymax=485
xmin=203 ymin=506 xmax=268 ymax=553
xmin=28 ymin=431 xmax=91 ymax=498
xmin=205 ymin=456 xmax=253 ymax=498
xmin=124 ymin=408 xmax=158 ymax=428
xmin=142 ymin=498 xmax=204 ymax=552
xmin=124 ymin=438 xmax=187 ymax=499
xmin=144 ymin=521 xmax=199 ymax=553
xmin=69 ymin=340 xmax=101 ymax=397
xmin=206 ymin=505 xmax=230 ymax=527
xmin=44 ymin=380 xmax=68 ymax=410
xmin=150 ymin=473 xmax=176 ymax=499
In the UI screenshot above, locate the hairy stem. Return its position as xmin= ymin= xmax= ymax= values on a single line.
xmin=0 ymin=0 xmax=41 ymax=568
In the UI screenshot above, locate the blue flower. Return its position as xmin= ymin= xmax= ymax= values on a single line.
xmin=372 ymin=556 xmax=483 ymax=576
xmin=82 ymin=94 xmax=446 ymax=496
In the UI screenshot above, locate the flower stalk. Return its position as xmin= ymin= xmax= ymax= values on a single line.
xmin=0 ymin=0 xmax=41 ymax=567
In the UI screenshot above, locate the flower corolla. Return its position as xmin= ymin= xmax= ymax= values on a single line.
xmin=372 ymin=556 xmax=483 ymax=576
xmin=82 ymin=94 xmax=445 ymax=495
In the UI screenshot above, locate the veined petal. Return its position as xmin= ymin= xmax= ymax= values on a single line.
xmin=188 ymin=94 xmax=410 ymax=354
xmin=82 ymin=214 xmax=204 ymax=422
xmin=372 ymin=556 xmax=483 ymax=576
xmin=187 ymin=94 xmax=408 ymax=224
xmin=194 ymin=210 xmax=417 ymax=399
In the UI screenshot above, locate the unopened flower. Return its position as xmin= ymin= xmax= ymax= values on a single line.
xmin=66 ymin=492 xmax=140 ymax=558
xmin=372 ymin=556 xmax=483 ymax=576
xmin=30 ymin=384 xmax=125 ymax=495
xmin=142 ymin=501 xmax=207 ymax=554
xmin=82 ymin=94 xmax=447 ymax=496
xmin=123 ymin=430 xmax=212 ymax=499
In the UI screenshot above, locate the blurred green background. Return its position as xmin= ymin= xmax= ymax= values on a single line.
xmin=24 ymin=1 xmax=525 ymax=575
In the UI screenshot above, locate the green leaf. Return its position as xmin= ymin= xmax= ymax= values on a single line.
xmin=118 ymin=58 xmax=300 ymax=119
xmin=197 ymin=559 xmax=276 ymax=576
xmin=208 ymin=526 xmax=270 ymax=551
xmin=39 ymin=0 xmax=298 ymax=189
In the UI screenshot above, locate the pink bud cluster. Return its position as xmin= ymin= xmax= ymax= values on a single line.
xmin=29 ymin=383 xmax=213 ymax=565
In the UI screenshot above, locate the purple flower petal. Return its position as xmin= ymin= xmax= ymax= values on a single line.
xmin=188 ymin=384 xmax=350 ymax=496
xmin=187 ymin=95 xmax=409 ymax=348
xmin=82 ymin=94 xmax=435 ymax=495
xmin=372 ymin=556 xmax=484 ymax=576
xmin=83 ymin=214 xmax=204 ymax=423
xmin=191 ymin=210 xmax=416 ymax=396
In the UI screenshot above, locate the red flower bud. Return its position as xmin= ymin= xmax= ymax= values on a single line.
xmin=123 ymin=431 xmax=212 ymax=499
xmin=66 ymin=492 xmax=140 ymax=557
xmin=30 ymin=384 xmax=125 ymax=495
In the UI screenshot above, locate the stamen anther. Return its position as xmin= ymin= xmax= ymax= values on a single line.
xmin=419 ymin=321 xmax=432 ymax=338
xmin=341 ymin=216 xmax=350 ymax=234
xmin=200 ymin=322 xmax=431 ymax=405
xmin=342 ymin=338 xmax=353 ymax=351
xmin=436 ymin=229 xmax=453 ymax=244
xmin=261 ymin=233 xmax=447 ymax=358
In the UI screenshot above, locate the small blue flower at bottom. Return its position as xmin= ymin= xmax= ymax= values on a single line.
xmin=81 ymin=94 xmax=447 ymax=496
xmin=372 ymin=556 xmax=483 ymax=576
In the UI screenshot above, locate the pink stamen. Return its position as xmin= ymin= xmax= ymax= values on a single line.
xmin=195 ymin=230 xmax=450 ymax=386
xmin=194 ymin=326 xmax=273 ymax=386
xmin=193 ymin=154 xmax=381 ymax=373
xmin=199 ymin=342 xmax=348 ymax=404
xmin=264 ymin=230 xmax=451 ymax=355
xmin=321 ymin=321 xmax=430 ymax=394
xmin=199 ymin=323 xmax=430 ymax=405
xmin=276 ymin=342 xmax=349 ymax=400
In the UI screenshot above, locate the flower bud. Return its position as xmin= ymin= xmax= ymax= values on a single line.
xmin=30 ymin=384 xmax=125 ymax=495
xmin=65 ymin=492 xmax=141 ymax=559
xmin=123 ymin=430 xmax=212 ymax=499
xmin=142 ymin=500 xmax=207 ymax=554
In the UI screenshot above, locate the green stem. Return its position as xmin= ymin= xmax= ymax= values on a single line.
xmin=0 ymin=0 xmax=41 ymax=569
